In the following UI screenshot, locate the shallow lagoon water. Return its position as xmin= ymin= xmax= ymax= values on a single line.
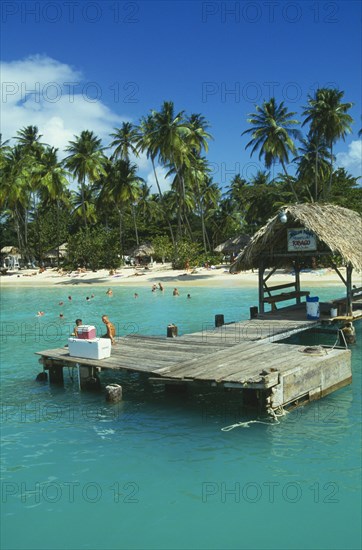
xmin=1 ymin=285 xmax=361 ymax=550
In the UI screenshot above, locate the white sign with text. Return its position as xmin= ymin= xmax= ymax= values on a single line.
xmin=287 ymin=228 xmax=317 ymax=252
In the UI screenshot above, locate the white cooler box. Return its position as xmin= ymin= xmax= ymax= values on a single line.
xmin=68 ymin=338 xmax=111 ymax=360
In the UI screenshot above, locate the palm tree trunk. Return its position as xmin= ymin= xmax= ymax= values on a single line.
xmin=281 ymin=161 xmax=299 ymax=202
xmin=56 ymin=200 xmax=60 ymax=267
xmin=81 ymin=176 xmax=87 ymax=229
xmin=201 ymin=209 xmax=208 ymax=252
xmin=132 ymin=204 xmax=139 ymax=246
xmin=118 ymin=207 xmax=123 ymax=252
xmin=314 ymin=140 xmax=319 ymax=202
xmin=151 ymin=158 xmax=175 ymax=244
xmin=328 ymin=142 xmax=334 ymax=199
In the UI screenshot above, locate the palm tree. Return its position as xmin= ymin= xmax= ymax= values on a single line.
xmin=294 ymin=136 xmax=331 ymax=200
xmin=72 ymin=186 xmax=98 ymax=226
xmin=0 ymin=145 xmax=32 ymax=256
xmin=64 ymin=131 xmax=107 ymax=229
xmin=109 ymin=122 xmax=139 ymax=161
xmin=99 ymin=159 xmax=144 ymax=250
xmin=136 ymin=112 xmax=175 ymax=243
xmin=35 ymin=147 xmax=70 ymax=264
xmin=15 ymin=126 xmax=45 ymax=159
xmin=185 ymin=113 xmax=213 ymax=156
xmin=242 ymin=98 xmax=301 ymax=201
xmin=303 ymin=89 xmax=353 ymax=198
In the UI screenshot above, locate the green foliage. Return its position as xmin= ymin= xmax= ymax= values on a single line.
xmin=171 ymin=239 xmax=202 ymax=269
xmin=193 ymin=252 xmax=223 ymax=267
xmin=152 ymin=235 xmax=173 ymax=262
xmin=67 ymin=228 xmax=122 ymax=270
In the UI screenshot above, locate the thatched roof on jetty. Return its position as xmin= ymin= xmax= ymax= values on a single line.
xmin=231 ymin=203 xmax=362 ymax=272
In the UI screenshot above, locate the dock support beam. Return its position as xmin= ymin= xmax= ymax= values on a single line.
xmin=215 ymin=314 xmax=224 ymax=327
xmin=45 ymin=358 xmax=64 ymax=385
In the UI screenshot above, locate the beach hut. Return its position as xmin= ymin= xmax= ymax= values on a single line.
xmin=214 ymin=234 xmax=251 ymax=261
xmin=44 ymin=243 xmax=68 ymax=266
xmin=230 ymin=203 xmax=362 ymax=315
xmin=1 ymin=246 xmax=21 ymax=269
xmin=132 ymin=243 xmax=155 ymax=266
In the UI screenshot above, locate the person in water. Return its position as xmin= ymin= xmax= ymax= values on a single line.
xmin=173 ymin=288 xmax=179 ymax=296
xmin=101 ymin=315 xmax=116 ymax=344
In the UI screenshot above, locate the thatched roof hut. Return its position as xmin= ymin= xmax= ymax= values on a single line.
xmin=132 ymin=243 xmax=155 ymax=257
xmin=231 ymin=204 xmax=362 ymax=272
xmin=214 ymin=234 xmax=251 ymax=255
xmin=1 ymin=246 xmax=20 ymax=255
xmin=230 ymin=203 xmax=362 ymax=315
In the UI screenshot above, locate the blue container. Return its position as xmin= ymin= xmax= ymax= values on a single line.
xmin=306 ymin=295 xmax=320 ymax=319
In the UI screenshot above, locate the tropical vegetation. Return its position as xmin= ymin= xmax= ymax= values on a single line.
xmin=0 ymin=90 xmax=360 ymax=269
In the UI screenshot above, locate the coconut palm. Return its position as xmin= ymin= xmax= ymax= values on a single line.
xmin=64 ymin=131 xmax=107 ymax=229
xmin=303 ymin=89 xmax=353 ymax=198
xmin=185 ymin=113 xmax=213 ymax=156
xmin=136 ymin=112 xmax=175 ymax=243
xmin=109 ymin=122 xmax=140 ymax=161
xmin=242 ymin=98 xmax=301 ymax=201
xmin=72 ymin=186 xmax=98 ymax=226
xmin=294 ymin=136 xmax=331 ymax=200
xmin=35 ymin=148 xmax=70 ymax=264
xmin=99 ymin=159 xmax=144 ymax=250
xmin=0 ymin=145 xmax=33 ymax=255
xmin=15 ymin=126 xmax=45 ymax=159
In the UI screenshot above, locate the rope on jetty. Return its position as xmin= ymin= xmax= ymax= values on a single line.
xmin=221 ymin=406 xmax=287 ymax=431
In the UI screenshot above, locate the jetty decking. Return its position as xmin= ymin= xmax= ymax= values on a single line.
xmin=36 ymin=303 xmax=355 ymax=414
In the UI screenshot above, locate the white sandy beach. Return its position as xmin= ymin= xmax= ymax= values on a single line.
xmin=1 ymin=264 xmax=360 ymax=289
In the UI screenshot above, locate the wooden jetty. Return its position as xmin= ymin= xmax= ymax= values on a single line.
xmin=36 ymin=305 xmax=355 ymax=415
xmin=36 ymin=203 xmax=361 ymax=415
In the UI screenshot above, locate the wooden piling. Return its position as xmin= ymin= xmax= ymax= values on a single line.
xmin=250 ymin=306 xmax=258 ymax=319
xmin=215 ymin=314 xmax=224 ymax=327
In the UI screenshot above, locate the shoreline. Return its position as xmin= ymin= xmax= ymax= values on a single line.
xmin=1 ymin=265 xmax=359 ymax=289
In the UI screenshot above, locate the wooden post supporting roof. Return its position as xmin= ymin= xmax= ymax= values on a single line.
xmin=258 ymin=261 xmax=264 ymax=314
xmin=346 ymin=264 xmax=353 ymax=315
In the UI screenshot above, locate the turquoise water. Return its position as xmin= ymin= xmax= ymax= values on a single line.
xmin=1 ymin=285 xmax=361 ymax=550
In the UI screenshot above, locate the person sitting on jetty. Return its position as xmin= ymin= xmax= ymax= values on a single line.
xmin=73 ymin=319 xmax=82 ymax=337
xmin=101 ymin=315 xmax=116 ymax=345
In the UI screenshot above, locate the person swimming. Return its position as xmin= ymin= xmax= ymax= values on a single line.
xmin=173 ymin=288 xmax=179 ymax=296
xmin=106 ymin=288 xmax=113 ymax=296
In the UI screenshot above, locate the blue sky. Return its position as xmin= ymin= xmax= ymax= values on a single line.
xmin=1 ymin=0 xmax=361 ymax=190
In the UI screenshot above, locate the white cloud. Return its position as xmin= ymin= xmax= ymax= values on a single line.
xmin=336 ymin=140 xmax=362 ymax=178
xmin=1 ymin=55 xmax=126 ymax=156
